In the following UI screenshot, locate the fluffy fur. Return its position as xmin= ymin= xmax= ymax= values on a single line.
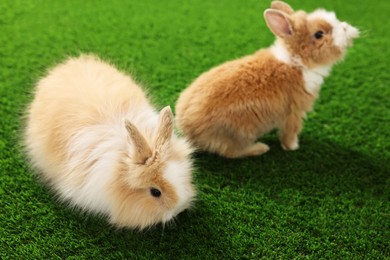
xmin=24 ymin=55 xmax=195 ymax=230
xmin=175 ymin=1 xmax=359 ymax=158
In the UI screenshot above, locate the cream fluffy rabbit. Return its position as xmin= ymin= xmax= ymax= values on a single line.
xmin=176 ymin=1 xmax=359 ymax=158
xmin=24 ymin=55 xmax=195 ymax=229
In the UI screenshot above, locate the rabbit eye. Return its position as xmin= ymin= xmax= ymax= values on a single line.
xmin=314 ymin=31 xmax=324 ymax=39
xmin=150 ymin=188 xmax=161 ymax=198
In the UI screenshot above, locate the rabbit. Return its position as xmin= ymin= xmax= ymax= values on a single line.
xmin=175 ymin=1 xmax=360 ymax=158
xmin=24 ymin=55 xmax=196 ymax=230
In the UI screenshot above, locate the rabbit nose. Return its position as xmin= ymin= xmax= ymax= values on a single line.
xmin=342 ymin=22 xmax=360 ymax=40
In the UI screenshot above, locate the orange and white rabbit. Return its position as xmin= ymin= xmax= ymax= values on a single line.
xmin=24 ymin=55 xmax=195 ymax=229
xmin=176 ymin=1 xmax=359 ymax=158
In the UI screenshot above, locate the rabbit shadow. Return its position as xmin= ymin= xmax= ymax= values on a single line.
xmin=32 ymin=135 xmax=388 ymax=257
xmin=51 ymin=200 xmax=224 ymax=257
xmin=193 ymin=135 xmax=389 ymax=200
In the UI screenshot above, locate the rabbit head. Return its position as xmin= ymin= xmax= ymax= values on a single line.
xmin=109 ymin=106 xmax=195 ymax=229
xmin=264 ymin=1 xmax=360 ymax=68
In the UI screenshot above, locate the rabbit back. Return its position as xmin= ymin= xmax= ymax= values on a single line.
xmin=25 ymin=55 xmax=158 ymax=214
xmin=176 ymin=50 xmax=311 ymax=154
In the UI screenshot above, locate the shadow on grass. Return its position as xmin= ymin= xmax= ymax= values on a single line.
xmin=193 ymin=136 xmax=389 ymax=200
xmin=22 ymin=135 xmax=388 ymax=258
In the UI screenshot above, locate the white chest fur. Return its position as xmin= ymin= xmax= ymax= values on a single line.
xmin=302 ymin=66 xmax=331 ymax=96
xmin=270 ymin=40 xmax=332 ymax=96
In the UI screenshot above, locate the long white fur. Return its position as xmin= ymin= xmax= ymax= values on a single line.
xmin=270 ymin=39 xmax=291 ymax=64
xmin=26 ymin=55 xmax=195 ymax=229
xmin=59 ymin=106 xmax=158 ymax=214
xmin=162 ymin=159 xmax=193 ymax=221
xmin=270 ymin=40 xmax=331 ymax=95
xmin=302 ymin=65 xmax=331 ymax=95
xmin=57 ymin=106 xmax=194 ymax=223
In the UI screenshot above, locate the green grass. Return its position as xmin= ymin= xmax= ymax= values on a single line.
xmin=1 ymin=0 xmax=389 ymax=258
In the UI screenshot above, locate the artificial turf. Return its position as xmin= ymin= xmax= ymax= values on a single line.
xmin=1 ymin=0 xmax=389 ymax=258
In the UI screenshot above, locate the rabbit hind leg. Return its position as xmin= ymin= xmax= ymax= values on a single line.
xmin=221 ymin=142 xmax=270 ymax=159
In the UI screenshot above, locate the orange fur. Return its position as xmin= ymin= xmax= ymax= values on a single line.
xmin=176 ymin=1 xmax=359 ymax=158
xmin=285 ymin=12 xmax=343 ymax=68
xmin=176 ymin=50 xmax=309 ymax=158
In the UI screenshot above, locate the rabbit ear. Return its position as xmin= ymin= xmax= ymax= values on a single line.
xmin=125 ymin=120 xmax=152 ymax=164
xmin=153 ymin=106 xmax=174 ymax=153
xmin=264 ymin=9 xmax=294 ymax=38
xmin=271 ymin=1 xmax=294 ymax=15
